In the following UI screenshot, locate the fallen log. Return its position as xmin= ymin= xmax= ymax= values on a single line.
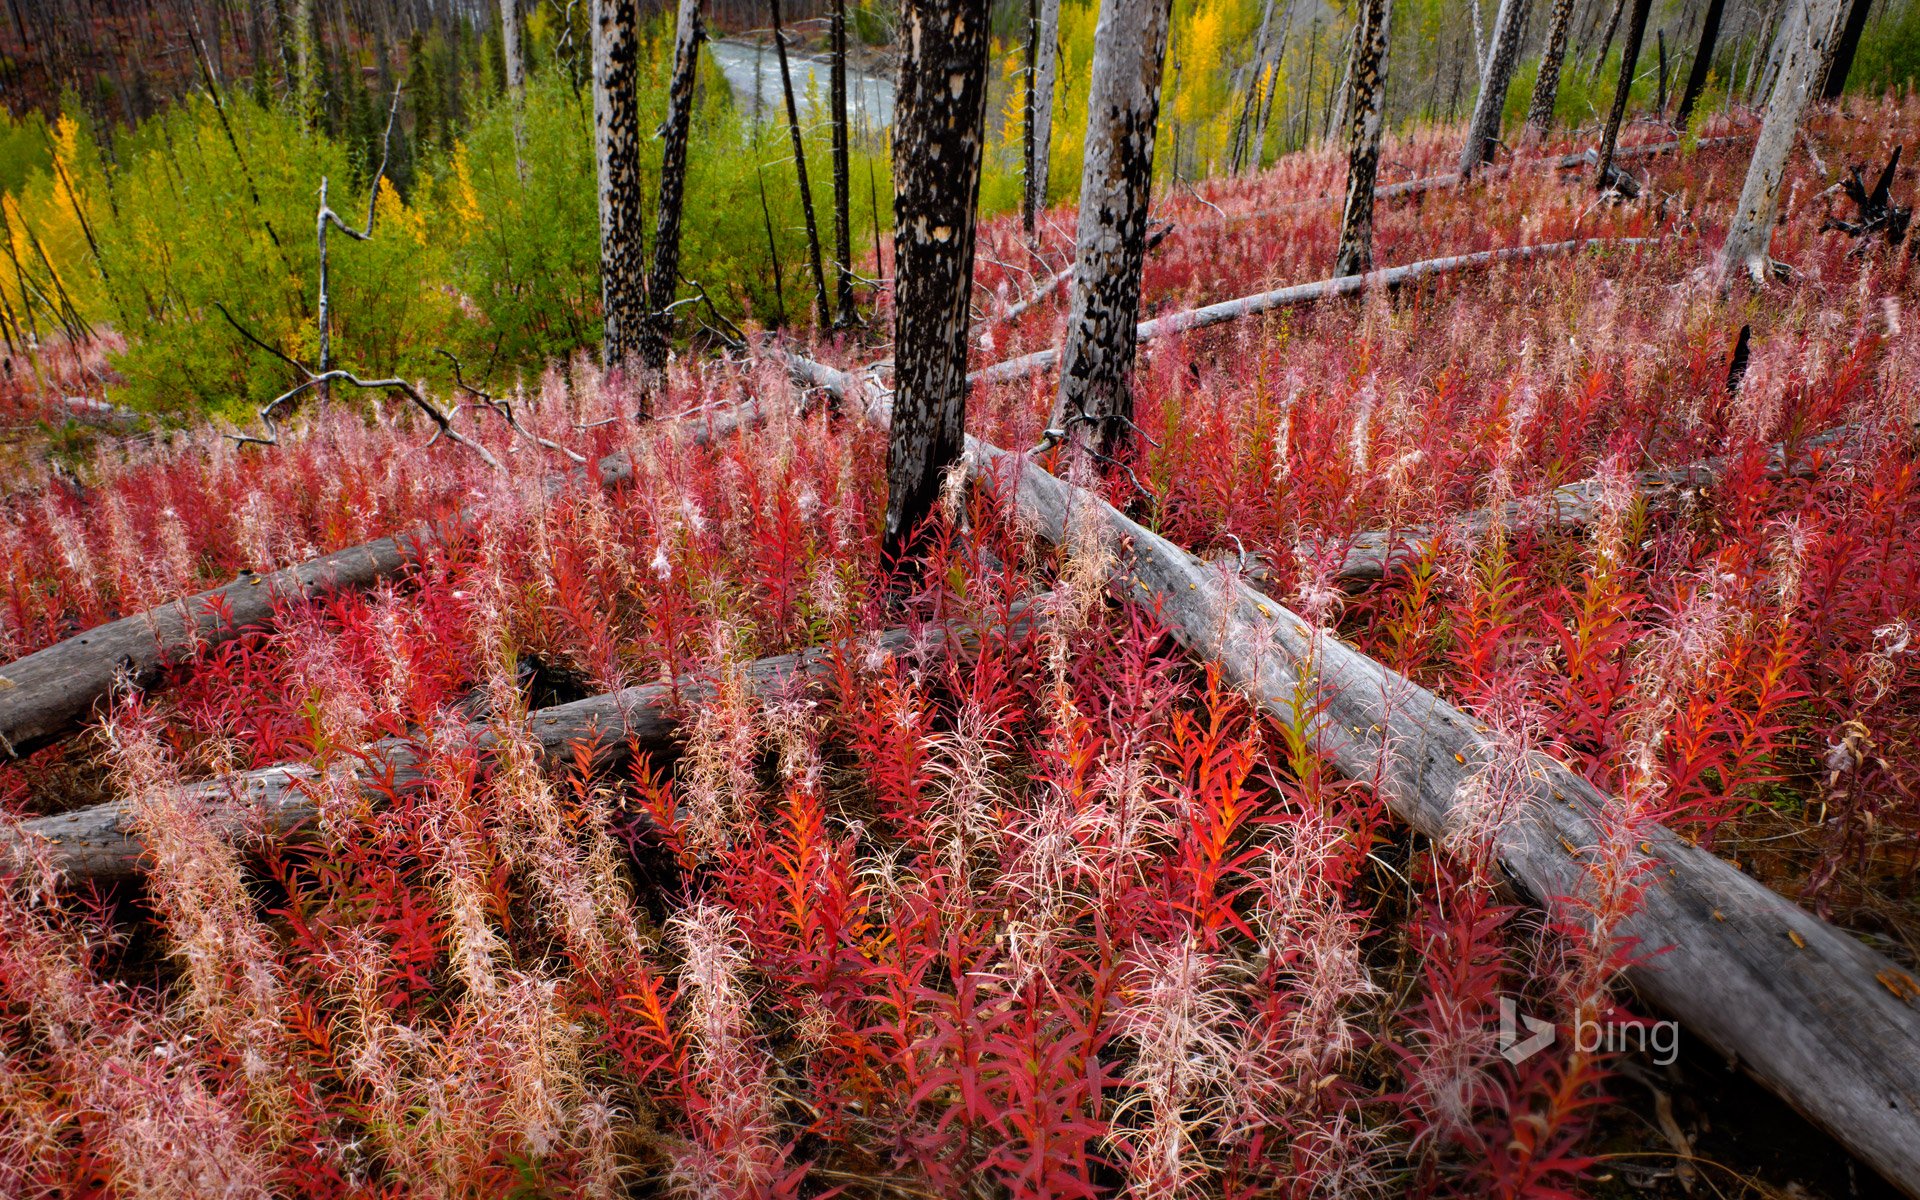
xmin=791 ymin=356 xmax=1920 ymax=1197
xmin=13 ymin=617 xmax=969 ymax=879
xmin=972 ymin=238 xmax=1650 ymax=386
xmin=1312 ymin=421 xmax=1863 ymax=581
xmin=0 ymin=401 xmax=768 ymax=760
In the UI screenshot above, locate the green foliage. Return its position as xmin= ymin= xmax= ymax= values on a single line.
xmin=1849 ymin=0 xmax=1920 ymax=96
xmin=82 ymin=94 xmax=454 ymax=417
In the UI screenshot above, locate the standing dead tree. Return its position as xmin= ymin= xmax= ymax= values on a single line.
xmin=769 ymin=0 xmax=832 ymax=329
xmin=1718 ymin=0 xmax=1849 ymax=286
xmin=1526 ymin=0 xmax=1578 ymax=134
xmin=1334 ymin=0 xmax=1391 ymax=278
xmin=1460 ymin=0 xmax=1533 ymax=178
xmin=1594 ymin=0 xmax=1654 ymax=191
xmin=1048 ymin=0 xmax=1175 ymax=462
xmin=633 ymin=0 xmax=705 ymax=405
xmin=884 ymin=0 xmax=991 ymax=568
xmin=1021 ymin=0 xmax=1065 ymax=235
xmin=592 ymin=0 xmax=647 ymax=370
xmin=829 ymin=0 xmax=857 ymax=327
xmin=1821 ymin=0 xmax=1874 ymax=98
xmin=500 ymin=0 xmax=529 ymax=178
xmin=1675 ymin=0 xmax=1730 ymax=129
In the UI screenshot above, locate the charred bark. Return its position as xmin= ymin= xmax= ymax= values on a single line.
xmin=1594 ymin=0 xmax=1653 ymax=189
xmin=1459 ymin=0 xmax=1533 ymax=177
xmin=1675 ymin=0 xmax=1729 ymax=128
xmin=1334 ymin=0 xmax=1391 ymax=278
xmin=829 ymin=0 xmax=857 ymax=327
xmin=634 ymin=0 xmax=705 ymax=404
xmin=1821 ymin=0 xmax=1873 ymax=98
xmin=769 ymin=0 xmax=832 ymax=330
xmin=1719 ymin=0 xmax=1849 ymax=286
xmin=884 ymin=0 xmax=990 ymax=569
xmin=592 ymin=0 xmax=647 ymax=369
xmin=1021 ymin=0 xmax=1064 ymax=235
xmin=1526 ymin=0 xmax=1578 ymax=134
xmin=1048 ymin=0 xmax=1175 ymax=462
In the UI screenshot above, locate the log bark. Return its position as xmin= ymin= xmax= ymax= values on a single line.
xmin=634 ymin=0 xmax=705 ymax=403
xmin=793 ymin=355 xmax=1920 ymax=1200
xmin=0 ymin=403 xmax=770 ymax=760
xmin=593 ymin=0 xmax=648 ymax=368
xmin=1459 ymin=0 xmax=1533 ymax=178
xmin=1021 ymin=0 xmax=1064 ymax=235
xmin=1717 ymin=0 xmax=1849 ymax=287
xmin=884 ymin=0 xmax=991 ymax=567
xmin=1821 ymin=0 xmax=1873 ymax=98
xmin=769 ymin=0 xmax=832 ymax=330
xmin=1048 ymin=0 xmax=1175 ymax=460
xmin=1334 ymin=0 xmax=1391 ymax=278
xmin=1675 ymin=0 xmax=1729 ymax=129
xmin=12 ymin=622 xmax=957 ymax=880
xmin=1595 ymin=0 xmax=1654 ymax=188
xmin=1526 ymin=0 xmax=1579 ymax=134
xmin=979 ymin=239 xmax=1645 ymax=387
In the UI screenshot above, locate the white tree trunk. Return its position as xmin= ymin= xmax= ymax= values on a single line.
xmin=1717 ymin=0 xmax=1848 ymax=285
xmin=1459 ymin=0 xmax=1532 ymax=177
xmin=1050 ymin=0 xmax=1176 ymax=459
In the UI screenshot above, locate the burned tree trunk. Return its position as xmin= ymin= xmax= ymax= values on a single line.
xmin=1675 ymin=0 xmax=1729 ymax=128
xmin=1459 ymin=0 xmax=1533 ymax=178
xmin=1047 ymin=0 xmax=1175 ymax=461
xmin=1249 ymin=0 xmax=1295 ymax=174
xmin=1718 ymin=0 xmax=1849 ymax=286
xmin=1594 ymin=0 xmax=1653 ymax=188
xmin=1526 ymin=0 xmax=1578 ymax=134
xmin=592 ymin=0 xmax=647 ymax=369
xmin=634 ymin=0 xmax=705 ymax=403
xmin=1821 ymin=0 xmax=1873 ymax=98
xmin=829 ymin=0 xmax=857 ymax=327
xmin=885 ymin=0 xmax=990 ymax=568
xmin=770 ymin=0 xmax=832 ymax=329
xmin=1334 ymin=0 xmax=1391 ymax=278
xmin=1021 ymin=0 xmax=1064 ymax=235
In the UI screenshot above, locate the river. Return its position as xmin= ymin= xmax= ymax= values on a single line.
xmin=706 ymin=38 xmax=895 ymax=132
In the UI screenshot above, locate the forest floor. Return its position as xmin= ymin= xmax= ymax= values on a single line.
xmin=1 ymin=98 xmax=1917 ymax=1199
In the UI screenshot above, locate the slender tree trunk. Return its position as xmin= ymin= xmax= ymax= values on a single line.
xmin=829 ymin=0 xmax=856 ymax=326
xmin=1821 ymin=0 xmax=1872 ymax=97
xmin=1459 ymin=0 xmax=1533 ymax=177
xmin=1021 ymin=0 xmax=1063 ymax=233
xmin=1048 ymin=0 xmax=1175 ymax=462
xmin=1231 ymin=0 xmax=1279 ymax=175
xmin=634 ymin=0 xmax=704 ymax=403
xmin=1719 ymin=0 xmax=1849 ymax=285
xmin=592 ymin=0 xmax=646 ymax=369
xmin=769 ymin=0 xmax=831 ymax=329
xmin=1335 ymin=0 xmax=1390 ymax=277
xmin=1527 ymin=0 xmax=1579 ymax=133
xmin=293 ymin=0 xmax=318 ymax=127
xmin=1595 ymin=0 xmax=1652 ymax=186
xmin=1249 ymin=0 xmax=1294 ymax=172
xmin=500 ymin=0 xmax=528 ymax=179
xmin=1590 ymin=0 xmax=1629 ymax=75
xmin=886 ymin=0 xmax=990 ymax=568
xmin=1675 ymin=0 xmax=1728 ymax=127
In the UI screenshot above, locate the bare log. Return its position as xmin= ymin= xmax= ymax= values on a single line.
xmin=976 ymin=239 xmax=1649 ymax=387
xmin=792 ymin=356 xmax=1920 ymax=1198
xmin=11 ymin=622 xmax=947 ymax=880
xmin=0 ymin=402 xmax=770 ymax=760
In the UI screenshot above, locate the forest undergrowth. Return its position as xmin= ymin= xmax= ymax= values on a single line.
xmin=0 ymin=98 xmax=1917 ymax=1198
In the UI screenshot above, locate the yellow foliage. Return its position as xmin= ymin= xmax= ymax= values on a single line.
xmin=450 ymin=142 xmax=484 ymax=229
